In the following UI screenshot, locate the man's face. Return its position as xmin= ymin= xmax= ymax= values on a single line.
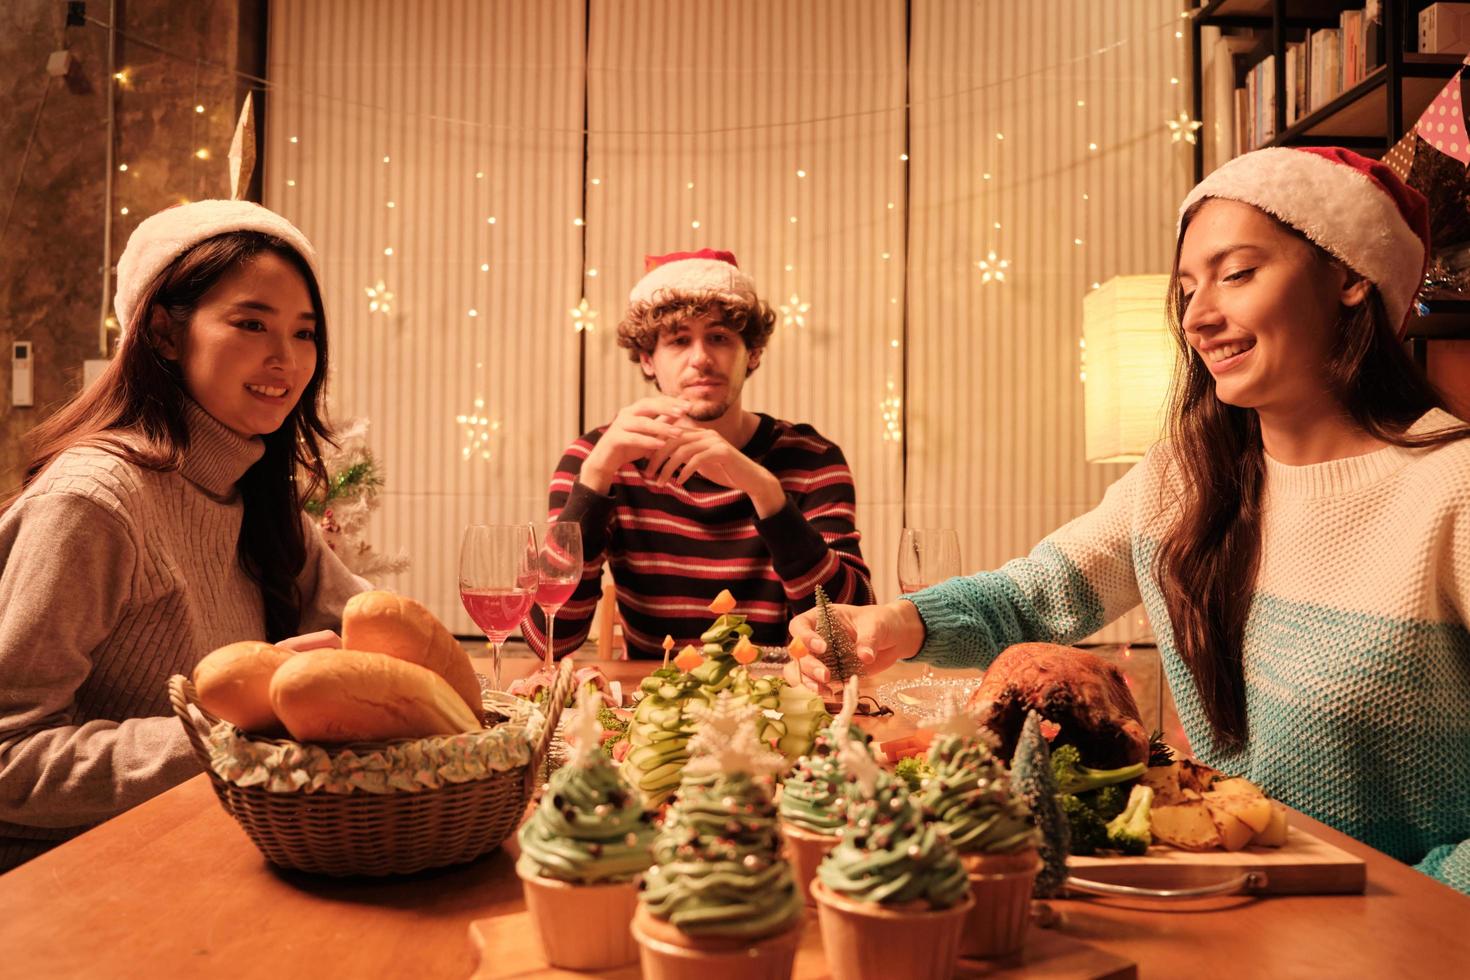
xmin=639 ymin=312 xmax=760 ymax=422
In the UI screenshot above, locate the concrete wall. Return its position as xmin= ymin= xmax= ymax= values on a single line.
xmin=0 ymin=0 xmax=261 ymax=488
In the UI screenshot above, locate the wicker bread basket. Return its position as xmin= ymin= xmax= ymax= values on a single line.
xmin=168 ymin=658 xmax=574 ymax=876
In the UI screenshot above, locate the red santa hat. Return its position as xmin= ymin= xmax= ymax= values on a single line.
xmin=627 ymin=248 xmax=759 ymax=307
xmin=1179 ymin=146 xmax=1430 ymax=334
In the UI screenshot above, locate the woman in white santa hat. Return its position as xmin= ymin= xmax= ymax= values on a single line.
xmin=0 ymin=201 xmax=368 ymax=872
xmin=794 ymin=146 xmax=1470 ymax=893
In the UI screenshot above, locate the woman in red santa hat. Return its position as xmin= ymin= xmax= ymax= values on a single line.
xmin=0 ymin=201 xmax=368 ymax=872
xmin=794 ymin=146 xmax=1470 ymax=893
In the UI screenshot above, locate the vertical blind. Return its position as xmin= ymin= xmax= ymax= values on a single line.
xmin=268 ymin=0 xmax=1186 ymax=638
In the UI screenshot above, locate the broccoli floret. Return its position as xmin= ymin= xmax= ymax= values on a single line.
xmin=1105 ymin=785 xmax=1154 ymax=856
xmin=1058 ymin=793 xmax=1109 ymax=855
xmin=597 ymin=705 xmax=628 ymax=734
xmin=1050 ymin=744 xmax=1146 ymax=796
xmin=1080 ymin=783 xmax=1130 ymax=822
xmin=894 ymin=756 xmax=935 ymax=792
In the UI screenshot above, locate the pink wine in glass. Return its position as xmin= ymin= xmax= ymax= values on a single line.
xmin=460 ymin=587 xmax=534 ymax=637
xmin=534 ymin=579 xmax=577 ymax=610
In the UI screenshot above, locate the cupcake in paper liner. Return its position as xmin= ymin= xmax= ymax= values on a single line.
xmin=812 ymin=726 xmax=972 ymax=980
xmin=516 ymin=686 xmax=655 ymax=970
xmin=633 ymin=692 xmax=803 ymax=980
xmin=919 ymin=691 xmax=1042 ymax=960
xmin=779 ymin=676 xmax=871 ymax=905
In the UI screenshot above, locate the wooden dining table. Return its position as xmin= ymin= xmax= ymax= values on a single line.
xmin=2 ymin=653 xmax=1468 ymax=978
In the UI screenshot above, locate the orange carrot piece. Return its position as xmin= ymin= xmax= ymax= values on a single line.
xmin=732 ymin=636 xmax=759 ymax=665
xmin=673 ymin=644 xmax=704 ymax=672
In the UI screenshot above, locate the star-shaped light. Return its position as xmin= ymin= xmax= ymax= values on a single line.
xmin=685 ymin=692 xmax=786 ymax=778
xmin=923 ymin=689 xmax=981 ymax=739
xmin=1166 ymin=111 xmax=1204 ymax=145
xmin=455 ymin=397 xmax=502 ymax=461
xmin=880 ymin=379 xmax=902 ymax=443
xmin=976 ymin=251 xmax=1009 ymax=284
xmin=569 ymin=297 xmax=597 ymax=332
xmin=365 ymin=279 xmax=394 ymax=315
xmin=564 ymin=684 xmax=604 ymax=768
xmin=779 ymin=293 xmax=810 ymax=330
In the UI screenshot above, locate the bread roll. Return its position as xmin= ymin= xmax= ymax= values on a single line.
xmin=268 ymin=648 xmax=482 ymax=743
xmin=192 ymin=641 xmax=295 ymax=733
xmin=342 ymin=591 xmax=483 ymax=721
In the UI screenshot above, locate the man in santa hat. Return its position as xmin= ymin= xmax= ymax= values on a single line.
xmin=527 ymin=249 xmax=873 ymax=660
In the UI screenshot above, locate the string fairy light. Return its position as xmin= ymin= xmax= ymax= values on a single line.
xmin=86 ymin=8 xmax=1188 ymax=483
xmin=1166 ymin=111 xmax=1204 ymax=144
xmin=364 ymin=280 xmax=394 ymax=315
xmin=570 ymin=297 xmax=598 ymax=332
xmin=976 ymin=251 xmax=1010 ymax=284
xmin=880 ymin=379 xmax=902 ymax=443
xmin=455 ymin=398 xmax=502 ymax=461
xmin=779 ymin=293 xmax=810 ymax=330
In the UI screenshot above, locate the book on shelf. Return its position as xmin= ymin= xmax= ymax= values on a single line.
xmin=1201 ymin=27 xmax=1258 ymax=171
xmin=1213 ymin=5 xmax=1383 ymax=164
xmin=1310 ymin=28 xmax=1342 ymax=112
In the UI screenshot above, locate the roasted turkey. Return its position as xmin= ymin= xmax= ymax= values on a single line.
xmin=967 ymin=642 xmax=1149 ymax=769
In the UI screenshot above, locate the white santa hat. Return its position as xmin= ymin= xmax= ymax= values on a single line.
xmin=627 ymin=248 xmax=759 ymax=307
xmin=114 ymin=200 xmax=321 ymax=339
xmin=1179 ymin=146 xmax=1430 ymax=334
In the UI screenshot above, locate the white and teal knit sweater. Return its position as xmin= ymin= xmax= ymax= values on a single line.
xmin=909 ymin=409 xmax=1470 ymax=894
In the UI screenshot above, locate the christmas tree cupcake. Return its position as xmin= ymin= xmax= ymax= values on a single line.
xmin=632 ymin=693 xmax=804 ymax=980
xmin=516 ymin=686 xmax=656 ymax=970
xmin=812 ymin=729 xmax=972 ymax=980
xmin=919 ymin=692 xmax=1041 ymax=959
xmin=779 ymin=677 xmax=870 ymax=905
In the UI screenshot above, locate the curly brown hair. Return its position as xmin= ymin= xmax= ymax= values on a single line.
xmin=616 ymin=291 xmax=777 ymax=374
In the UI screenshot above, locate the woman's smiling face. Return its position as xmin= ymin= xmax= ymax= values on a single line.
xmin=1176 ymin=198 xmax=1366 ymax=417
xmin=167 ymin=250 xmax=320 ymax=438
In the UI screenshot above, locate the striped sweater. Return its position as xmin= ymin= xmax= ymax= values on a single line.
xmin=0 ymin=400 xmax=368 ymax=872
xmin=908 ymin=409 xmax=1470 ymax=893
xmin=526 ymin=414 xmax=873 ymax=659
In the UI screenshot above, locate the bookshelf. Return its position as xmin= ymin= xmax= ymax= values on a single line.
xmin=1190 ymin=0 xmax=1470 ymax=367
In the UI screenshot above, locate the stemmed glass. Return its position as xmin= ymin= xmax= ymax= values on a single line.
xmin=458 ymin=523 xmax=538 ymax=691
xmin=531 ymin=522 xmax=583 ymax=667
xmin=897 ymin=527 xmax=962 ymax=596
xmin=898 ymin=527 xmax=961 ymax=684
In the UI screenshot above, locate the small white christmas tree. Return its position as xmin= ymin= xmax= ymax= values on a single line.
xmin=304 ymin=418 xmax=409 ymax=579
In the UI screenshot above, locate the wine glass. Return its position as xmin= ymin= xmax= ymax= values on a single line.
xmin=897 ymin=527 xmax=962 ymax=595
xmin=531 ymin=522 xmax=583 ymax=667
xmin=459 ymin=523 xmax=538 ymax=691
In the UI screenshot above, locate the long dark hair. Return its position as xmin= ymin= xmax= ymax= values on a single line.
xmin=8 ymin=232 xmax=332 ymax=640
xmin=1155 ymin=201 xmax=1470 ymax=751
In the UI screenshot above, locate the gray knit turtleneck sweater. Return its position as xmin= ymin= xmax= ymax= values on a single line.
xmin=0 ymin=400 xmax=368 ymax=872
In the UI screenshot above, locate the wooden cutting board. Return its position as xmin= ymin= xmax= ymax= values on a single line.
xmin=1067 ymin=820 xmax=1365 ymax=895
xmin=468 ymin=910 xmax=1136 ymax=979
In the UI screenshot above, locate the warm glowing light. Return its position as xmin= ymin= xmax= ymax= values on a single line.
xmin=1166 ymin=111 xmax=1204 ymax=145
xmin=779 ymin=294 xmax=810 ymax=330
xmin=570 ymin=297 xmax=598 ymax=332
xmin=365 ymin=280 xmax=394 ymax=315
xmin=976 ymin=251 xmax=1010 ymax=284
